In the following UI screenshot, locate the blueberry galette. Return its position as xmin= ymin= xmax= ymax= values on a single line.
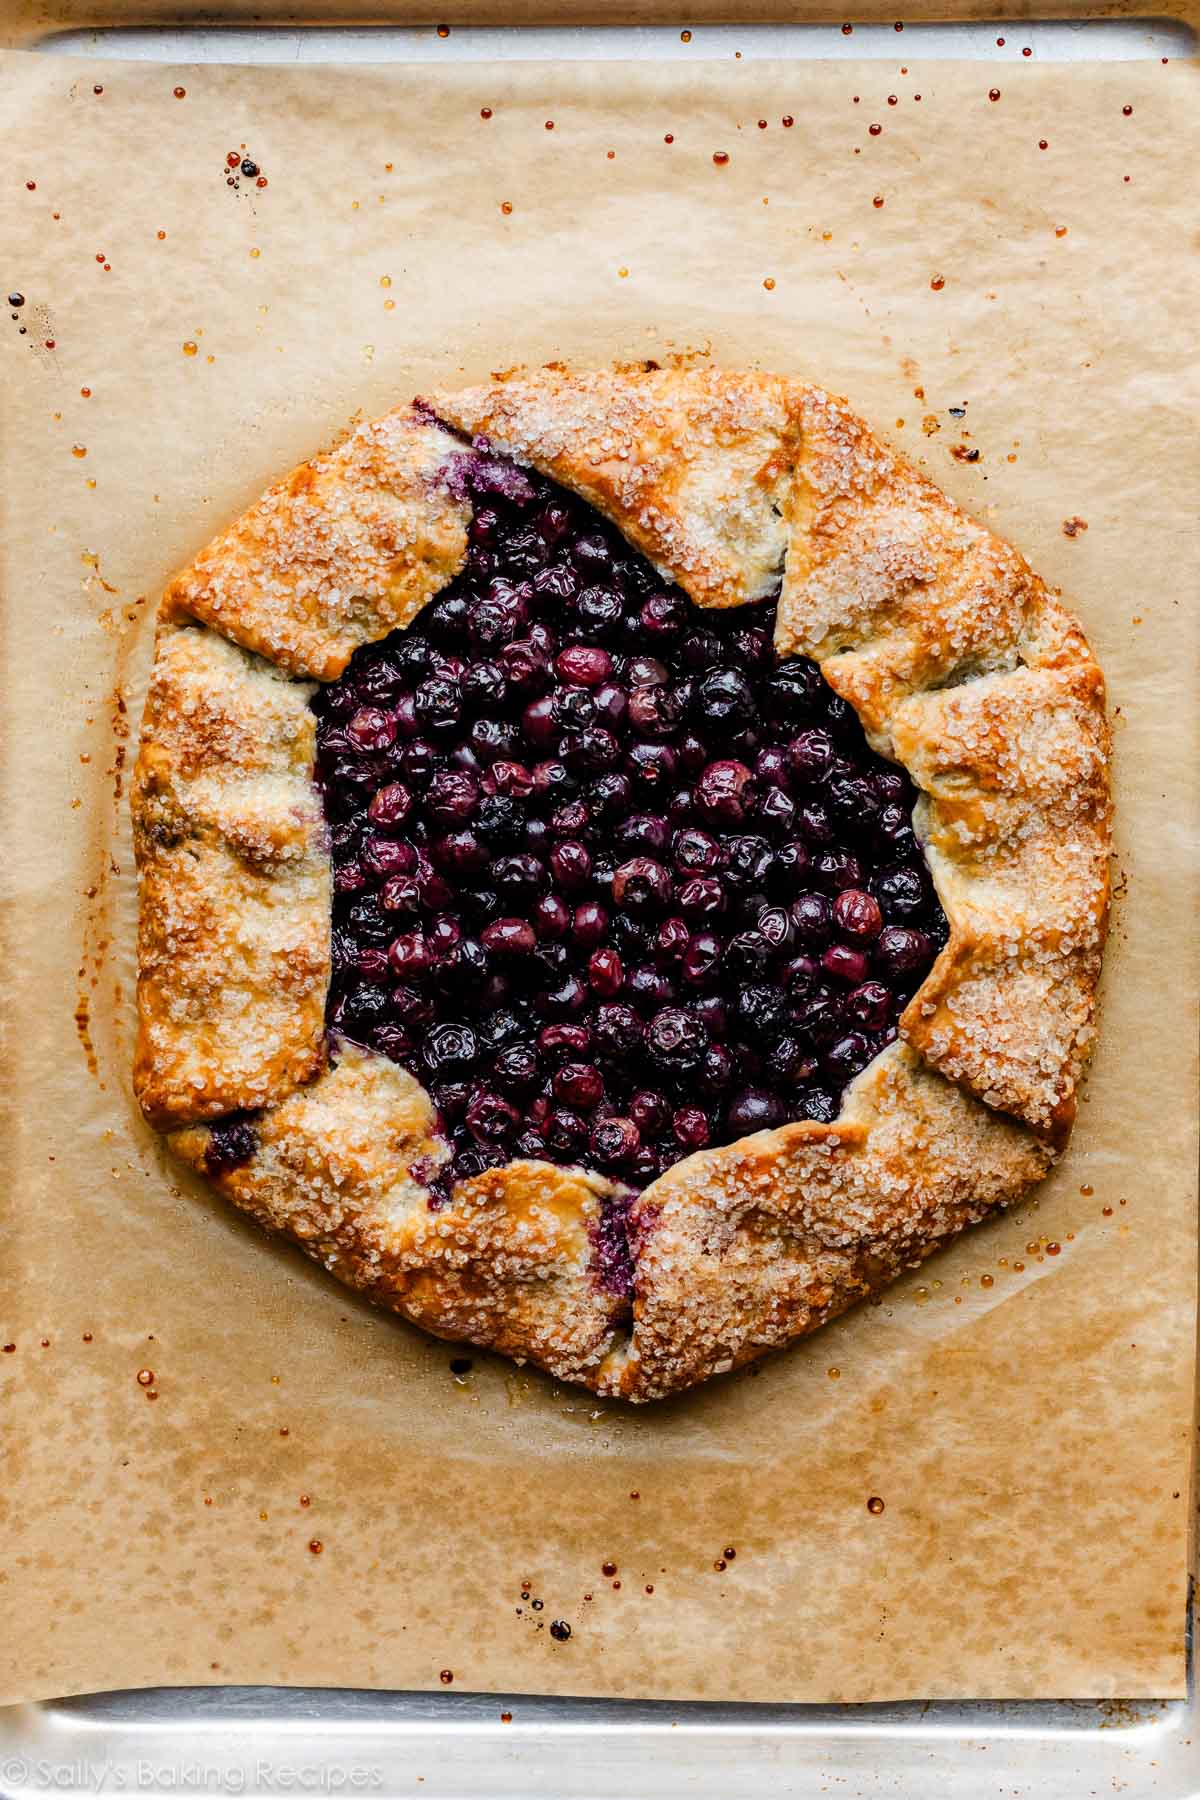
xmin=133 ymin=365 xmax=1111 ymax=1400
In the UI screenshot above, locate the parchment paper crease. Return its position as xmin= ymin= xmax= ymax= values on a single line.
xmin=0 ymin=45 xmax=1196 ymax=1704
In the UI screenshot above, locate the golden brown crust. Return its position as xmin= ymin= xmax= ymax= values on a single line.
xmin=134 ymin=364 xmax=1112 ymax=1399
xmin=776 ymin=385 xmax=1111 ymax=1136
xmin=170 ymin=1043 xmax=630 ymax=1387
xmin=893 ymin=664 xmax=1110 ymax=1139
xmin=132 ymin=621 xmax=330 ymax=1130
xmin=598 ymin=1043 xmax=1055 ymax=1400
xmin=424 ymin=363 xmax=804 ymax=610
xmin=170 ymin=1041 xmax=1050 ymax=1401
xmin=163 ymin=407 xmax=470 ymax=681
xmin=777 ymin=386 xmax=1092 ymax=741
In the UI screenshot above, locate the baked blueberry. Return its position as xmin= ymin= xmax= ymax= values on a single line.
xmin=203 ymin=1113 xmax=258 ymax=1176
xmin=645 ymin=1005 xmax=709 ymax=1072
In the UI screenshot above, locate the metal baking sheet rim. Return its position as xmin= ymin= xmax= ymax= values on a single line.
xmin=3 ymin=1640 xmax=1198 ymax=1800
xmin=2 ymin=13 xmax=1197 ymax=1800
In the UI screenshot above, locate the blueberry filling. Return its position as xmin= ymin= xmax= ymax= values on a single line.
xmin=203 ymin=1113 xmax=258 ymax=1176
xmin=311 ymin=446 xmax=947 ymax=1207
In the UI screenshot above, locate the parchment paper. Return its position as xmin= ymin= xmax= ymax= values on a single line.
xmin=1 ymin=44 xmax=1197 ymax=1705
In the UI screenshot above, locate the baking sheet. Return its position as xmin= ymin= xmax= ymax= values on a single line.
xmin=0 ymin=43 xmax=1197 ymax=1707
xmin=5 ymin=0 xmax=1199 ymax=51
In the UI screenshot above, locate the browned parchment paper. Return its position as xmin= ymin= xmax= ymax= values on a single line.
xmin=1 ymin=45 xmax=1197 ymax=1705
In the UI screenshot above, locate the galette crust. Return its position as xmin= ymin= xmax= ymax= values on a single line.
xmin=163 ymin=407 xmax=471 ymax=681
xmin=598 ymin=1042 xmax=1055 ymax=1400
xmin=132 ymin=621 xmax=331 ymax=1130
xmin=134 ymin=363 xmax=1112 ymax=1400
xmin=168 ymin=1039 xmax=1051 ymax=1401
xmin=777 ymin=386 xmax=1111 ymax=1138
xmin=169 ymin=1042 xmax=630 ymax=1387
xmin=425 ymin=364 xmax=804 ymax=611
xmin=893 ymin=663 xmax=1109 ymax=1138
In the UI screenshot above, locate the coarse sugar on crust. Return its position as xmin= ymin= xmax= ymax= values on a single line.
xmin=163 ymin=408 xmax=471 ymax=681
xmin=132 ymin=621 xmax=331 ymax=1130
xmin=172 ymin=1040 xmax=1052 ymax=1401
xmin=425 ymin=363 xmax=804 ymax=611
xmin=596 ymin=1042 xmax=1055 ymax=1400
xmin=774 ymin=383 xmax=1110 ymax=1137
xmin=893 ymin=662 xmax=1110 ymax=1139
xmin=170 ymin=1041 xmax=630 ymax=1387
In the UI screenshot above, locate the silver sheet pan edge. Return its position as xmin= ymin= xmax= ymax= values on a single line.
xmin=3 ymin=1657 xmax=1197 ymax=1799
